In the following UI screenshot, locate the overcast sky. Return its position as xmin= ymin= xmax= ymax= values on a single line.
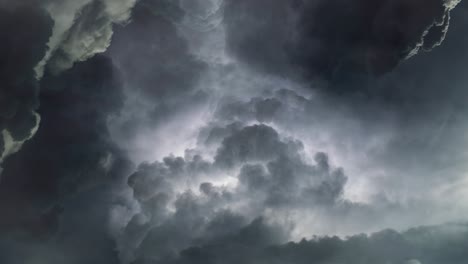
xmin=1 ymin=1 xmax=468 ymax=263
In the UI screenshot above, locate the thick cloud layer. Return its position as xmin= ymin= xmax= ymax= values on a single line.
xmin=0 ymin=55 xmax=133 ymax=263
xmin=110 ymin=2 xmax=468 ymax=263
xmin=106 ymin=0 xmax=209 ymax=162
xmin=0 ymin=5 xmax=52 ymax=163
xmin=1 ymin=0 xmax=468 ymax=264
xmin=224 ymin=0 xmax=460 ymax=85
xmin=0 ymin=0 xmax=137 ymax=163
xmin=164 ymin=222 xmax=468 ymax=264
xmin=114 ymin=122 xmax=351 ymax=263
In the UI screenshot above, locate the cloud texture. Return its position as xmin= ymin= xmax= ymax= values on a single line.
xmin=224 ymin=0 xmax=461 ymax=83
xmin=1 ymin=0 xmax=468 ymax=264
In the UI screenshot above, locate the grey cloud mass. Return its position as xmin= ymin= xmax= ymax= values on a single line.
xmin=164 ymin=222 xmax=468 ymax=264
xmin=224 ymin=0 xmax=461 ymax=86
xmin=116 ymin=123 xmax=350 ymax=263
xmin=0 ymin=4 xmax=52 ymax=163
xmin=37 ymin=0 xmax=137 ymax=76
xmin=0 ymin=0 xmax=137 ymax=163
xmin=0 ymin=53 xmax=132 ymax=264
xmin=1 ymin=0 xmax=468 ymax=264
xmin=106 ymin=0 xmax=209 ymax=162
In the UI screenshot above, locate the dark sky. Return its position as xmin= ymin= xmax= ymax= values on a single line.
xmin=1 ymin=0 xmax=468 ymax=263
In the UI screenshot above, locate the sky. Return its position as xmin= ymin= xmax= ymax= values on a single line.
xmin=0 ymin=0 xmax=468 ymax=263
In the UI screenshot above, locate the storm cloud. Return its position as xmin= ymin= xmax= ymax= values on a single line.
xmin=37 ymin=0 xmax=137 ymax=76
xmin=114 ymin=122 xmax=351 ymax=263
xmin=224 ymin=0 xmax=461 ymax=85
xmin=0 ymin=4 xmax=52 ymax=163
xmin=0 ymin=0 xmax=137 ymax=163
xmin=106 ymin=0 xmax=209 ymax=162
xmin=1 ymin=0 xmax=468 ymax=264
xmin=0 ymin=54 xmax=133 ymax=263
xmin=164 ymin=221 xmax=468 ymax=264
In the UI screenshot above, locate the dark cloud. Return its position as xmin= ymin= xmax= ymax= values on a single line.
xmin=191 ymin=85 xmax=468 ymax=233
xmin=106 ymin=0 xmax=209 ymax=159
xmin=0 ymin=189 xmax=124 ymax=264
xmin=0 ymin=55 xmax=133 ymax=263
xmin=128 ymin=154 xmax=211 ymax=203
xmin=214 ymin=124 xmax=302 ymax=168
xmin=224 ymin=0 xmax=460 ymax=87
xmin=238 ymin=152 xmax=347 ymax=208
xmin=368 ymin=1 xmax=468 ymax=107
xmin=0 ymin=4 xmax=53 ymax=162
xmin=0 ymin=5 xmax=143 ymax=263
xmin=108 ymin=0 xmax=205 ymax=102
xmin=1 ymin=1 xmax=468 ymax=264
xmin=213 ymin=97 xmax=283 ymax=124
xmin=291 ymin=0 xmax=452 ymax=78
xmin=0 ymin=2 xmax=210 ymax=262
xmin=116 ymin=123 xmax=353 ymax=263
xmin=223 ymin=0 xmax=297 ymax=77
xmin=213 ymin=124 xmax=347 ymax=208
xmin=197 ymin=121 xmax=243 ymax=147
xmin=166 ymin=222 xmax=468 ymax=264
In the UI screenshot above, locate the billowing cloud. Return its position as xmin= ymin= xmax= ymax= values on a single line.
xmin=36 ymin=0 xmax=137 ymax=76
xmin=1 ymin=1 xmax=468 ymax=264
xmin=114 ymin=123 xmax=351 ymax=263
xmin=109 ymin=4 xmax=468 ymax=262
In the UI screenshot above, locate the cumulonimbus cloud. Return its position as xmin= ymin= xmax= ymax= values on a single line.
xmin=114 ymin=123 xmax=349 ymax=263
xmin=1 ymin=1 xmax=468 ymax=264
